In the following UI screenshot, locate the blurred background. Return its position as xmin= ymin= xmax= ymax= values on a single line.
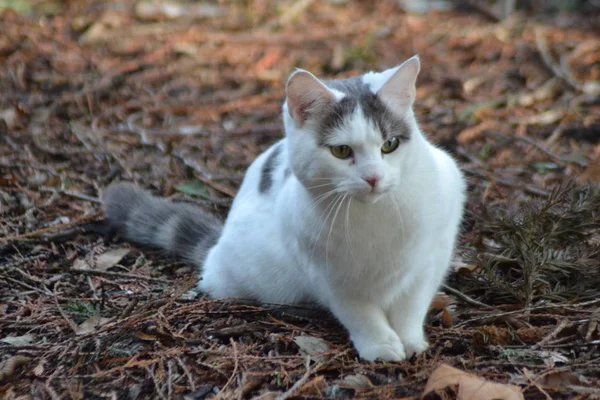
xmin=1 ymin=0 xmax=598 ymax=200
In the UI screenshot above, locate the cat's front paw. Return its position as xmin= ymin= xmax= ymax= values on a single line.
xmin=356 ymin=338 xmax=406 ymax=362
xmin=401 ymin=336 xmax=429 ymax=357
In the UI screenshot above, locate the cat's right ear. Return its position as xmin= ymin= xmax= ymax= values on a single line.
xmin=286 ymin=70 xmax=335 ymax=127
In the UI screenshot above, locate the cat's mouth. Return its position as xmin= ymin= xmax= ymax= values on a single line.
xmin=354 ymin=191 xmax=386 ymax=204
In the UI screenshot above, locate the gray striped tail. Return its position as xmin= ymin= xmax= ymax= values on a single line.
xmin=102 ymin=182 xmax=222 ymax=266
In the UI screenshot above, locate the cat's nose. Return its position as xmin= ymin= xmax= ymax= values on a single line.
xmin=363 ymin=176 xmax=381 ymax=189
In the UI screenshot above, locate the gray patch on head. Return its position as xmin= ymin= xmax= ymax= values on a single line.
xmin=318 ymin=77 xmax=411 ymax=145
xmin=283 ymin=168 xmax=292 ymax=179
xmin=259 ymin=143 xmax=282 ymax=193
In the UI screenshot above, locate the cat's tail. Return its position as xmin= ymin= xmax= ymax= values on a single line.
xmin=102 ymin=182 xmax=222 ymax=265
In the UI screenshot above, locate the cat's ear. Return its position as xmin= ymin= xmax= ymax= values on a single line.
xmin=377 ymin=55 xmax=420 ymax=113
xmin=286 ymin=70 xmax=335 ymax=126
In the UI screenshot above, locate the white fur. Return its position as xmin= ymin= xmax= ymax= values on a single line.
xmin=198 ymin=59 xmax=466 ymax=361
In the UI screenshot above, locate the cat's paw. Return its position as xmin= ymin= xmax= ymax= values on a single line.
xmin=401 ymin=336 xmax=429 ymax=357
xmin=356 ymin=339 xmax=406 ymax=362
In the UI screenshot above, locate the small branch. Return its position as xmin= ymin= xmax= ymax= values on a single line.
xmin=531 ymin=319 xmax=570 ymax=350
xmin=511 ymin=134 xmax=588 ymax=168
xmin=216 ymin=338 xmax=240 ymax=399
xmin=442 ymin=284 xmax=494 ymax=309
xmin=39 ymin=186 xmax=102 ymax=204
xmin=456 ymin=298 xmax=600 ymax=328
xmin=276 ymin=356 xmax=312 ymax=400
xmin=0 ymin=212 xmax=102 ymax=243
xmin=53 ymin=294 xmax=79 ymax=334
xmin=70 ymin=268 xmax=171 ymax=283
xmin=535 ymin=27 xmax=582 ymax=92
xmin=171 ymin=151 xmax=237 ymax=198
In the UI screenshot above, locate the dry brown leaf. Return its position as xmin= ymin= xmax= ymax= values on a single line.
xmin=73 ymin=248 xmax=129 ymax=271
xmin=335 ymin=374 xmax=373 ymax=391
xmin=294 ymin=336 xmax=330 ymax=362
xmin=0 ymin=355 xmax=31 ymax=381
xmin=578 ymin=145 xmax=600 ymax=184
xmin=473 ymin=326 xmax=513 ymax=347
xmin=135 ymin=331 xmax=159 ymax=341
xmin=429 ymin=293 xmax=456 ymax=311
xmin=424 ymin=364 xmax=524 ymax=400
xmin=95 ymin=248 xmax=129 ymax=271
xmin=457 ymin=120 xmax=503 ymax=144
xmin=298 ymin=375 xmax=327 ymax=396
xmin=75 ymin=315 xmax=112 ymax=335
xmin=441 ymin=308 xmax=454 ymax=328
xmin=452 ymin=260 xmax=478 ymax=275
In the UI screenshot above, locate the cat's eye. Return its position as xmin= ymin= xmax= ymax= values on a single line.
xmin=381 ymin=137 xmax=400 ymax=154
xmin=330 ymin=145 xmax=353 ymax=159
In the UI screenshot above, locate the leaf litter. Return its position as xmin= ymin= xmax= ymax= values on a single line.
xmin=1 ymin=0 xmax=600 ymax=399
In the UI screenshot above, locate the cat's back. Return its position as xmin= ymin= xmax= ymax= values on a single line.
xmin=229 ymin=139 xmax=290 ymax=214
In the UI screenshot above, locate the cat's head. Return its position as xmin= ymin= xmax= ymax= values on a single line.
xmin=283 ymin=56 xmax=422 ymax=204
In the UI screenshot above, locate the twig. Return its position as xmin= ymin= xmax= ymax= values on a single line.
xmin=531 ymin=319 xmax=570 ymax=350
xmin=53 ymin=294 xmax=79 ymax=334
xmin=70 ymin=268 xmax=171 ymax=283
xmin=276 ymin=356 xmax=312 ymax=400
xmin=511 ymin=134 xmax=588 ymax=168
xmin=456 ymin=298 xmax=600 ymax=328
xmin=39 ymin=186 xmax=102 ymax=204
xmin=0 ymin=212 xmax=102 ymax=243
xmin=177 ymin=357 xmax=196 ymax=392
xmin=216 ymin=338 xmax=240 ymax=398
xmin=0 ymin=254 xmax=49 ymax=271
xmin=146 ymin=365 xmax=168 ymax=400
xmin=1 ymin=274 xmax=53 ymax=296
xmin=535 ymin=27 xmax=582 ymax=92
xmin=442 ymin=284 xmax=493 ymax=309
xmin=172 ymin=151 xmax=237 ymax=197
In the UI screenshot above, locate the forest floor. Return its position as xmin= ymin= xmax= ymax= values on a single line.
xmin=1 ymin=1 xmax=600 ymax=399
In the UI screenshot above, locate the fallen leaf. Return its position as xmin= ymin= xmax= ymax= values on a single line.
xmin=457 ymin=120 xmax=503 ymax=144
xmin=537 ymin=351 xmax=569 ymax=368
xmin=95 ymin=248 xmax=129 ymax=271
xmin=176 ymin=181 xmax=211 ymax=199
xmin=429 ymin=293 xmax=456 ymax=311
xmin=294 ymin=336 xmax=330 ymax=362
xmin=1 ymin=334 xmax=35 ymax=346
xmin=0 ymin=355 xmax=31 ymax=380
xmin=335 ymin=374 xmax=373 ymax=391
xmin=578 ymin=145 xmax=600 ymax=184
xmin=424 ymin=364 xmax=524 ymax=400
xmin=441 ymin=308 xmax=454 ymax=328
xmin=73 ymin=248 xmax=129 ymax=271
xmin=136 ymin=331 xmax=159 ymax=341
xmin=298 ymin=375 xmax=327 ymax=396
xmin=75 ymin=315 xmax=112 ymax=335
xmin=514 ymin=109 xmax=565 ymax=126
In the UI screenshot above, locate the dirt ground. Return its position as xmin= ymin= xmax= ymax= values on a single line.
xmin=1 ymin=1 xmax=600 ymax=399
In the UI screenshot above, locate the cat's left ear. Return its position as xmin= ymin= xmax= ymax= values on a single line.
xmin=286 ymin=69 xmax=336 ymax=127
xmin=377 ymin=55 xmax=420 ymax=113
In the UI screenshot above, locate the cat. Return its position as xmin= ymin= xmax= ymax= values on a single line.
xmin=103 ymin=55 xmax=466 ymax=361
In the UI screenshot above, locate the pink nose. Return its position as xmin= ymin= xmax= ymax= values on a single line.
xmin=364 ymin=176 xmax=381 ymax=189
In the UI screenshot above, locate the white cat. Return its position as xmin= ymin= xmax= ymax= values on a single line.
xmin=103 ymin=56 xmax=466 ymax=361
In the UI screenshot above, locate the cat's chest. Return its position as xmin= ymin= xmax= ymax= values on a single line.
xmin=297 ymin=196 xmax=423 ymax=265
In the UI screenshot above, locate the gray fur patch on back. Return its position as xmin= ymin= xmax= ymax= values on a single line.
xmin=259 ymin=143 xmax=282 ymax=193
xmin=318 ymin=77 xmax=411 ymax=145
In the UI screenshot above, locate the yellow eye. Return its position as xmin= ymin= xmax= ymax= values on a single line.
xmin=381 ymin=137 xmax=400 ymax=154
xmin=330 ymin=145 xmax=353 ymax=159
